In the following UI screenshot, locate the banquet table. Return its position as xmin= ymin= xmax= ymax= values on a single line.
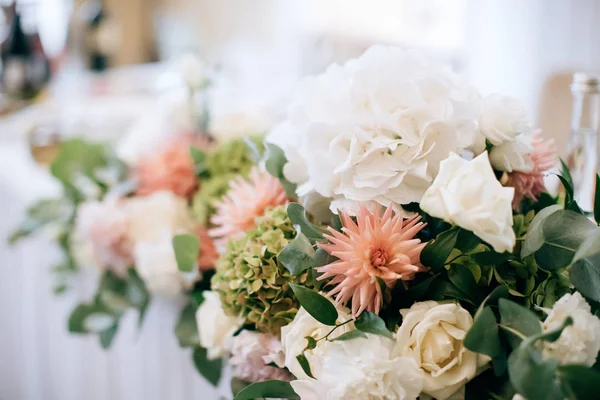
xmin=0 ymin=65 xmax=230 ymax=400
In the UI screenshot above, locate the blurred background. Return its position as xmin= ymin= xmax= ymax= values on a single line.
xmin=1 ymin=0 xmax=600 ymax=399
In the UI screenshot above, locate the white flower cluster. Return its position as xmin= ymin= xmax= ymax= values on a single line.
xmin=74 ymin=191 xmax=197 ymax=296
xmin=268 ymin=45 xmax=531 ymax=217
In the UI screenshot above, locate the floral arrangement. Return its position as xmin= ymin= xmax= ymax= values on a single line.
xmin=12 ymin=46 xmax=600 ymax=400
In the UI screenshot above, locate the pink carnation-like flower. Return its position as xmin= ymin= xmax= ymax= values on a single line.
xmin=75 ymin=198 xmax=133 ymax=276
xmin=229 ymin=330 xmax=293 ymax=383
xmin=317 ymin=204 xmax=427 ymax=316
xmin=195 ymin=227 xmax=218 ymax=271
xmin=209 ymin=167 xmax=288 ymax=247
xmin=135 ymin=133 xmax=209 ymax=198
xmin=507 ymin=130 xmax=556 ymax=210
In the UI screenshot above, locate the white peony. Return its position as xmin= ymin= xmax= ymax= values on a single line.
xmin=267 ymin=45 xmax=482 ymax=214
xmin=420 ymin=152 xmax=515 ymax=253
xmin=195 ymin=291 xmax=243 ymax=360
xmin=393 ymin=301 xmax=489 ymax=400
xmin=281 ymin=305 xmax=353 ymax=380
xmin=489 ymin=133 xmax=534 ymax=173
xmin=479 ymin=94 xmax=530 ymax=145
xmin=290 ymin=335 xmax=424 ymax=400
xmin=541 ymin=292 xmax=600 ymax=366
xmin=127 ymin=191 xmax=196 ymax=296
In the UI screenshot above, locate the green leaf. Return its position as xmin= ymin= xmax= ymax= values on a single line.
xmin=521 ymin=205 xmax=562 ymax=258
xmin=558 ymin=365 xmax=600 ymax=399
xmin=68 ymin=304 xmax=95 ymax=333
xmin=192 ymin=346 xmax=222 ymax=386
xmin=289 ymin=283 xmax=338 ymax=326
xmin=508 ymin=346 xmax=564 ymax=400
xmin=9 ymin=198 xmax=72 ymax=244
xmin=429 ymin=280 xmax=475 ymax=305
xmin=570 ymin=229 xmax=600 ymax=302
xmin=448 ymin=264 xmax=478 ymax=301
xmin=50 ymin=139 xmax=110 ymax=187
xmin=464 ymin=306 xmax=501 ymax=358
xmin=279 ymin=227 xmax=315 ymax=276
xmin=231 ymin=378 xmax=251 ymax=396
xmin=420 ymin=228 xmax=460 ymax=271
xmin=296 ymin=353 xmax=315 ymax=379
xmin=312 ymin=248 xmax=335 ymax=291
xmin=304 ymin=336 xmax=317 ymax=350
xmin=406 ymin=274 xmax=439 ymax=301
xmin=99 ymin=324 xmax=119 ymax=349
xmin=125 ymin=269 xmax=150 ymax=327
xmin=471 ymin=251 xmax=514 ymax=265
xmin=172 ymin=234 xmax=199 ymax=273
xmin=175 ymin=303 xmax=200 ymax=348
xmin=189 ymin=147 xmax=208 ymax=176
xmin=243 ymin=136 xmax=263 ymax=164
xmin=534 ymin=210 xmax=597 ymax=270
xmin=595 ymin=174 xmax=600 ymax=224
xmin=332 ymin=330 xmax=367 ymax=341
xmin=456 ymin=229 xmax=481 ymax=253
xmin=233 ymin=380 xmax=299 ymax=400
xmin=355 ymin=311 xmax=393 ymax=339
xmin=264 ymin=143 xmax=297 ymax=198
xmin=287 ymin=203 xmax=328 ymax=244
xmin=498 ymin=298 xmax=542 ymax=348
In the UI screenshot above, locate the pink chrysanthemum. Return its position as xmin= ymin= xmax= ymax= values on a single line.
xmin=209 ymin=167 xmax=288 ymax=247
xmin=195 ymin=227 xmax=218 ymax=271
xmin=135 ymin=133 xmax=210 ymax=198
xmin=317 ymin=204 xmax=427 ymax=316
xmin=507 ymin=130 xmax=556 ymax=210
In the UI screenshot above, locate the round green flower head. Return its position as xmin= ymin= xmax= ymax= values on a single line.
xmin=192 ymin=137 xmax=262 ymax=224
xmin=211 ymin=205 xmax=313 ymax=334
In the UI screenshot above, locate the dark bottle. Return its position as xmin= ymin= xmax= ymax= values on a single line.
xmin=1 ymin=5 xmax=32 ymax=98
xmin=81 ymin=0 xmax=111 ymax=72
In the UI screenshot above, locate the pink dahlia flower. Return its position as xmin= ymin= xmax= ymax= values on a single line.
xmin=135 ymin=133 xmax=209 ymax=198
xmin=229 ymin=330 xmax=292 ymax=383
xmin=195 ymin=227 xmax=218 ymax=271
xmin=507 ymin=130 xmax=556 ymax=210
xmin=317 ymin=204 xmax=427 ymax=316
xmin=209 ymin=167 xmax=288 ymax=247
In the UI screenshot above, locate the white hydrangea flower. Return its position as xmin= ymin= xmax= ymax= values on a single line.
xmin=267 ymin=45 xmax=482 ymax=215
xmin=489 ymin=133 xmax=535 ymax=173
xmin=541 ymin=292 xmax=600 ymax=366
xmin=290 ymin=335 xmax=424 ymax=400
xmin=479 ymin=94 xmax=530 ymax=145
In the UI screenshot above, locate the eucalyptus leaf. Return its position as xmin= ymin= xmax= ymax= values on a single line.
xmin=243 ymin=136 xmax=263 ymax=164
xmin=99 ymin=324 xmax=119 ymax=349
xmin=126 ymin=269 xmax=150 ymax=327
xmin=287 ymin=203 xmax=328 ymax=244
xmin=189 ymin=147 xmax=208 ymax=176
xmin=420 ymin=228 xmax=460 ymax=271
xmin=558 ymin=365 xmax=600 ymax=399
xmin=355 ymin=311 xmax=393 ymax=339
xmin=313 ymin=248 xmax=335 ymax=291
xmin=289 ymin=283 xmax=338 ymax=326
xmin=464 ymin=306 xmax=501 ymax=358
xmin=175 ymin=303 xmax=200 ymax=348
xmin=233 ymin=380 xmax=299 ymax=400
xmin=498 ymin=298 xmax=542 ymax=349
xmin=9 ymin=198 xmax=72 ymax=244
xmin=50 ymin=139 xmax=110 ymax=187
xmin=172 ymin=234 xmax=199 ymax=273
xmin=279 ymin=227 xmax=315 ymax=276
xmin=521 ymin=205 xmax=562 ymax=258
xmin=264 ymin=143 xmax=297 ymax=198
xmin=192 ymin=346 xmax=222 ymax=386
xmin=570 ymin=229 xmax=600 ymax=302
xmin=332 ymin=330 xmax=367 ymax=341
xmin=508 ymin=346 xmax=564 ymax=400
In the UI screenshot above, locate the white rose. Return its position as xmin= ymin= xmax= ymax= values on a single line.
xmin=177 ymin=53 xmax=207 ymax=89
xmin=269 ymin=45 xmax=482 ymax=214
xmin=420 ymin=152 xmax=515 ymax=253
xmin=281 ymin=305 xmax=353 ymax=380
xmin=541 ymin=292 xmax=600 ymax=366
xmin=134 ymin=234 xmax=196 ymax=297
xmin=393 ymin=301 xmax=489 ymax=400
xmin=291 ymin=335 xmax=424 ymax=400
xmin=479 ymin=94 xmax=530 ymax=145
xmin=196 ymin=291 xmax=243 ymax=360
xmin=489 ymin=134 xmax=534 ymax=173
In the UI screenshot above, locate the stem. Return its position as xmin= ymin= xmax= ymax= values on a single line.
xmin=317 ymin=319 xmax=355 ymax=342
xmin=445 ymin=253 xmax=466 ymax=266
xmin=498 ymin=324 xmax=527 ymax=340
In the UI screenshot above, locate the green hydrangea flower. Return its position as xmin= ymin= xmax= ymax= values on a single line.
xmin=211 ymin=205 xmax=313 ymax=334
xmin=192 ymin=137 xmax=262 ymax=224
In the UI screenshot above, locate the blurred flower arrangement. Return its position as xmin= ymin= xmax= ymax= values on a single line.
xmin=11 ymin=47 xmax=600 ymax=400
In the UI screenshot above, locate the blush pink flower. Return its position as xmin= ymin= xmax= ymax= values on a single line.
xmin=135 ymin=133 xmax=209 ymax=198
xmin=507 ymin=130 xmax=556 ymax=210
xmin=209 ymin=167 xmax=288 ymax=247
xmin=229 ymin=330 xmax=292 ymax=383
xmin=195 ymin=227 xmax=218 ymax=271
xmin=317 ymin=204 xmax=427 ymax=316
